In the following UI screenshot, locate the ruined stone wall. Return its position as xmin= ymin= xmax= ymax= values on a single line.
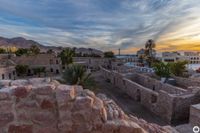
xmin=74 ymin=57 xmax=113 ymax=70
xmin=154 ymin=91 xmax=176 ymax=124
xmin=172 ymin=92 xmax=200 ymax=125
xmin=0 ymin=78 xmax=177 ymax=133
xmin=100 ymin=67 xmax=200 ymax=125
xmin=173 ymin=76 xmax=200 ymax=89
xmin=101 ymin=68 xmax=175 ymax=124
xmin=190 ymin=104 xmax=200 ymax=126
xmin=132 ymin=73 xmax=186 ymax=94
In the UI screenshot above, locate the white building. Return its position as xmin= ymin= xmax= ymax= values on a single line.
xmin=183 ymin=52 xmax=200 ymax=64
xmin=161 ymin=52 xmax=181 ymax=62
xmin=161 ymin=51 xmax=200 ymax=70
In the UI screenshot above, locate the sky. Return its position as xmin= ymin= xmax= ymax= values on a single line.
xmin=0 ymin=0 xmax=200 ymax=54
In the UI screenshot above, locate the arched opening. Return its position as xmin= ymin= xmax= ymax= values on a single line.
xmin=2 ymin=74 xmax=5 ymax=80
xmin=56 ymin=69 xmax=59 ymax=74
xmin=152 ymin=85 xmax=155 ymax=91
xmin=9 ymin=73 xmax=12 ymax=79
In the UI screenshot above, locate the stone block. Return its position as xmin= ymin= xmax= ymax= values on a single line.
xmin=0 ymin=90 xmax=11 ymax=100
xmin=16 ymin=101 xmax=38 ymax=109
xmin=8 ymin=124 xmax=33 ymax=133
xmin=31 ymin=111 xmax=57 ymax=126
xmin=73 ymin=96 xmax=94 ymax=111
xmin=40 ymin=99 xmax=55 ymax=110
xmin=29 ymin=78 xmax=51 ymax=85
xmin=35 ymin=127 xmax=58 ymax=133
xmin=10 ymin=80 xmax=29 ymax=86
xmin=0 ymin=113 xmax=14 ymax=127
xmin=12 ymin=86 xmax=31 ymax=98
xmin=0 ymin=80 xmax=11 ymax=87
xmin=33 ymin=85 xmax=55 ymax=95
xmin=56 ymin=85 xmax=75 ymax=108
xmin=0 ymin=101 xmax=13 ymax=113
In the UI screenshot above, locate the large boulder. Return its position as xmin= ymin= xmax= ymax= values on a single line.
xmin=0 ymin=78 xmax=177 ymax=133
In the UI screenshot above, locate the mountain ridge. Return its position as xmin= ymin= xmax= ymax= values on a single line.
xmin=0 ymin=36 xmax=103 ymax=55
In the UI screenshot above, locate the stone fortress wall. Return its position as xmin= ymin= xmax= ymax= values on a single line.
xmin=0 ymin=78 xmax=177 ymax=133
xmin=101 ymin=67 xmax=200 ymax=125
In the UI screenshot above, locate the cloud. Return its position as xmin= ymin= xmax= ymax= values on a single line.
xmin=0 ymin=0 xmax=200 ymax=53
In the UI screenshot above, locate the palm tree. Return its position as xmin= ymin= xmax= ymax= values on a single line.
xmin=30 ymin=45 xmax=40 ymax=55
xmin=47 ymin=49 xmax=54 ymax=54
xmin=144 ymin=39 xmax=156 ymax=67
xmin=62 ymin=64 xmax=96 ymax=90
xmin=170 ymin=61 xmax=188 ymax=77
xmin=59 ymin=48 xmax=75 ymax=67
xmin=15 ymin=65 xmax=29 ymax=77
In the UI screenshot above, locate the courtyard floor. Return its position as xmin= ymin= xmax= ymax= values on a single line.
xmin=92 ymin=71 xmax=168 ymax=126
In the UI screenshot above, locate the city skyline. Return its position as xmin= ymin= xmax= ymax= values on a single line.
xmin=0 ymin=0 xmax=200 ymax=54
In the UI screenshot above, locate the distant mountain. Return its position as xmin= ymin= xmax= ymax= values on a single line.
xmin=0 ymin=37 xmax=45 ymax=49
xmin=0 ymin=36 xmax=103 ymax=56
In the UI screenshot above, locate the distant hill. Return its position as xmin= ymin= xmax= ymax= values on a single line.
xmin=0 ymin=37 xmax=45 ymax=49
xmin=0 ymin=36 xmax=103 ymax=56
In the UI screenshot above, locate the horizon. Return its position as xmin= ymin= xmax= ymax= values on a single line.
xmin=0 ymin=0 xmax=200 ymax=54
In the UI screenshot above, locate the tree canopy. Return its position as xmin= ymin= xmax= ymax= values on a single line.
xmin=32 ymin=67 xmax=46 ymax=77
xmin=153 ymin=61 xmax=188 ymax=78
xmin=170 ymin=61 xmax=188 ymax=77
xmin=62 ymin=64 xmax=96 ymax=90
xmin=59 ymin=48 xmax=75 ymax=66
xmin=15 ymin=48 xmax=29 ymax=56
xmin=47 ymin=49 xmax=54 ymax=54
xmin=144 ymin=39 xmax=156 ymax=67
xmin=30 ymin=45 xmax=40 ymax=55
xmin=104 ymin=51 xmax=114 ymax=58
xmin=15 ymin=65 xmax=29 ymax=76
xmin=153 ymin=62 xmax=171 ymax=78
xmin=0 ymin=48 xmax=6 ymax=54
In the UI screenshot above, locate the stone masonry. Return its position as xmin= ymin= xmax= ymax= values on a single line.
xmin=0 ymin=78 xmax=177 ymax=133
xmin=101 ymin=67 xmax=200 ymax=125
